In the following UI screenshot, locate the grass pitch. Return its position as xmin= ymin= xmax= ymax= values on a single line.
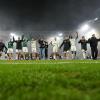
xmin=0 ymin=60 xmax=100 ymax=100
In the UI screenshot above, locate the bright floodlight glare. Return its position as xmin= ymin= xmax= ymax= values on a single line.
xmin=10 ymin=33 xmax=18 ymax=40
xmin=80 ymin=24 xmax=89 ymax=32
xmin=94 ymin=18 xmax=98 ymax=21
xmin=10 ymin=33 xmax=15 ymax=37
xmin=88 ymin=29 xmax=96 ymax=34
xmin=47 ymin=37 xmax=54 ymax=42
xmin=56 ymin=36 xmax=60 ymax=40
xmin=85 ymin=29 xmax=97 ymax=39
xmin=58 ymin=33 xmax=63 ymax=37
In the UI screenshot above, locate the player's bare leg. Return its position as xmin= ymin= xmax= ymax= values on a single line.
xmin=35 ymin=53 xmax=39 ymax=60
xmin=53 ymin=53 xmax=56 ymax=60
xmin=17 ymin=53 xmax=21 ymax=60
xmin=66 ymin=51 xmax=70 ymax=60
xmin=7 ymin=53 xmax=12 ymax=60
xmin=82 ymin=50 xmax=87 ymax=59
xmin=32 ymin=52 xmax=38 ymax=60
xmin=71 ymin=51 xmax=76 ymax=59
xmin=22 ymin=52 xmax=25 ymax=60
xmin=63 ymin=52 xmax=66 ymax=59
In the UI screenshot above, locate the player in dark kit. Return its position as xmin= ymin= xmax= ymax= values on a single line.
xmin=13 ymin=35 xmax=24 ymax=60
xmin=59 ymin=37 xmax=71 ymax=59
xmin=88 ymin=34 xmax=100 ymax=60
xmin=7 ymin=39 xmax=14 ymax=60
xmin=78 ymin=36 xmax=88 ymax=59
xmin=44 ymin=41 xmax=48 ymax=59
xmin=0 ymin=40 xmax=7 ymax=59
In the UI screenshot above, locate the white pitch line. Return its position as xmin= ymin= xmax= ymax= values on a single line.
xmin=0 ymin=61 xmax=100 ymax=64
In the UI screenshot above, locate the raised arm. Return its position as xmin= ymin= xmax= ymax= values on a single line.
xmin=75 ymin=32 xmax=78 ymax=39
xmin=21 ymin=35 xmax=24 ymax=41
xmin=23 ymin=36 xmax=29 ymax=42
xmin=48 ymin=41 xmax=52 ymax=46
xmin=13 ymin=36 xmax=17 ymax=42
xmin=27 ymin=37 xmax=30 ymax=42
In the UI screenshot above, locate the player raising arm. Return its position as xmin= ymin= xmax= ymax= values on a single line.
xmin=13 ymin=35 xmax=24 ymax=60
xmin=7 ymin=38 xmax=14 ymax=60
xmin=22 ymin=36 xmax=29 ymax=60
xmin=78 ymin=36 xmax=88 ymax=59
xmin=69 ymin=32 xmax=78 ymax=59
xmin=59 ymin=36 xmax=71 ymax=59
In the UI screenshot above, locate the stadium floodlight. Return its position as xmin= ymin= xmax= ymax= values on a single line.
xmin=10 ymin=33 xmax=18 ymax=40
xmin=94 ymin=18 xmax=98 ymax=21
xmin=58 ymin=32 xmax=63 ymax=37
xmin=10 ymin=33 xmax=15 ymax=37
xmin=80 ymin=24 xmax=90 ymax=32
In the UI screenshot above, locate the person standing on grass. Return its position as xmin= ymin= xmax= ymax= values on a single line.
xmin=78 ymin=36 xmax=88 ymax=59
xmin=50 ymin=37 xmax=59 ymax=60
xmin=0 ymin=40 xmax=7 ymax=60
xmin=88 ymin=34 xmax=100 ymax=60
xmin=59 ymin=36 xmax=71 ymax=59
xmin=7 ymin=38 xmax=14 ymax=60
xmin=13 ymin=35 xmax=24 ymax=60
xmin=44 ymin=41 xmax=48 ymax=59
xmin=69 ymin=32 xmax=78 ymax=59
xmin=38 ymin=39 xmax=45 ymax=60
xmin=22 ymin=37 xmax=29 ymax=60
xmin=31 ymin=38 xmax=38 ymax=60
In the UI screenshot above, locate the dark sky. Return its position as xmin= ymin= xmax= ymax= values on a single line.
xmin=0 ymin=0 xmax=100 ymax=31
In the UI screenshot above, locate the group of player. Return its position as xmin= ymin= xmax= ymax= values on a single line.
xmin=0 ymin=32 xmax=100 ymax=60
xmin=59 ymin=33 xmax=100 ymax=60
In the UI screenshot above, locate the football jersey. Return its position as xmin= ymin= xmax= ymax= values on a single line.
xmin=31 ymin=40 xmax=36 ymax=48
xmin=52 ymin=40 xmax=59 ymax=48
xmin=70 ymin=39 xmax=76 ymax=46
xmin=8 ymin=41 xmax=13 ymax=48
xmin=22 ymin=40 xmax=28 ymax=47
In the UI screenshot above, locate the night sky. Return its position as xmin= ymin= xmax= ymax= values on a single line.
xmin=0 ymin=0 xmax=100 ymax=31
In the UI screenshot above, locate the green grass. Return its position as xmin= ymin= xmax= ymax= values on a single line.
xmin=0 ymin=60 xmax=100 ymax=100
